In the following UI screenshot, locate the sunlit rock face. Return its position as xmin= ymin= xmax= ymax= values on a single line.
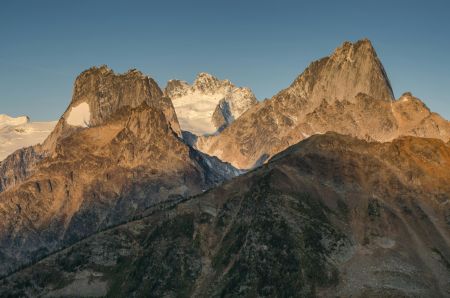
xmin=43 ymin=66 xmax=182 ymax=152
xmin=0 ymin=66 xmax=239 ymax=276
xmin=196 ymin=39 xmax=450 ymax=169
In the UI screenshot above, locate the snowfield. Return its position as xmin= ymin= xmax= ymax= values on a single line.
xmin=0 ymin=114 xmax=56 ymax=161
xmin=66 ymin=102 xmax=91 ymax=127
xmin=172 ymin=93 xmax=224 ymax=135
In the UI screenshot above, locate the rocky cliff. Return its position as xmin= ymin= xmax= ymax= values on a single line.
xmin=2 ymin=133 xmax=449 ymax=297
xmin=196 ymin=39 xmax=450 ymax=169
xmin=164 ymin=73 xmax=257 ymax=135
xmin=43 ymin=66 xmax=182 ymax=152
xmin=0 ymin=67 xmax=238 ymax=276
xmin=0 ymin=146 xmax=44 ymax=192
xmin=0 ymin=66 xmax=183 ymax=194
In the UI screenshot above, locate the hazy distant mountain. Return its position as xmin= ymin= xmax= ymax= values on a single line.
xmin=0 ymin=66 xmax=238 ymax=276
xmin=0 ymin=114 xmax=56 ymax=161
xmin=2 ymin=133 xmax=449 ymax=297
xmin=164 ymin=73 xmax=257 ymax=135
xmin=196 ymin=39 xmax=450 ymax=169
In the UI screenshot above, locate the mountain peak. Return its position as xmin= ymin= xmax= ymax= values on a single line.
xmin=78 ymin=65 xmax=114 ymax=77
xmin=193 ymin=72 xmax=224 ymax=93
xmin=285 ymin=38 xmax=394 ymax=108
xmin=397 ymin=91 xmax=424 ymax=104
xmin=0 ymin=114 xmax=30 ymax=128
xmin=399 ymin=91 xmax=415 ymax=100
xmin=395 ymin=91 xmax=431 ymax=112
xmin=42 ymin=66 xmax=181 ymax=152
xmin=164 ymin=73 xmax=257 ymax=135
xmin=164 ymin=79 xmax=190 ymax=98
xmin=70 ymin=66 xmax=164 ymax=124
xmin=196 ymin=72 xmax=216 ymax=80
xmin=331 ymin=38 xmax=376 ymax=61
xmin=195 ymin=39 xmax=450 ymax=170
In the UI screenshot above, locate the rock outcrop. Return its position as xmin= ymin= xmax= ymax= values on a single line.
xmin=0 ymin=67 xmax=238 ymax=276
xmin=0 ymin=146 xmax=44 ymax=192
xmin=164 ymin=73 xmax=257 ymax=135
xmin=43 ymin=66 xmax=182 ymax=152
xmin=2 ymin=133 xmax=449 ymax=297
xmin=196 ymin=39 xmax=450 ymax=169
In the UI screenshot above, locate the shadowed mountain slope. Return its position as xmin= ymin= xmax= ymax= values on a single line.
xmin=1 ymin=133 xmax=449 ymax=297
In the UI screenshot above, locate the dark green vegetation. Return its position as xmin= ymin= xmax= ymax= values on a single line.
xmin=1 ymin=133 xmax=450 ymax=297
xmin=0 ymin=166 xmax=349 ymax=298
xmin=208 ymin=174 xmax=343 ymax=297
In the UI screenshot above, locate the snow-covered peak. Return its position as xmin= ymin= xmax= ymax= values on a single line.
xmin=193 ymin=72 xmax=233 ymax=95
xmin=193 ymin=73 xmax=220 ymax=92
xmin=0 ymin=114 xmax=30 ymax=129
xmin=195 ymin=72 xmax=216 ymax=81
xmin=164 ymin=73 xmax=257 ymax=136
xmin=0 ymin=114 xmax=56 ymax=161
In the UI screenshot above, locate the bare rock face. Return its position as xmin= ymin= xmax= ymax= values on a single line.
xmin=0 ymin=67 xmax=184 ymax=194
xmin=0 ymin=67 xmax=238 ymax=276
xmin=0 ymin=146 xmax=44 ymax=192
xmin=286 ymin=39 xmax=395 ymax=109
xmin=0 ymin=117 xmax=55 ymax=191
xmin=43 ymin=66 xmax=182 ymax=153
xmin=392 ymin=92 xmax=450 ymax=139
xmin=197 ymin=39 xmax=450 ymax=169
xmin=164 ymin=79 xmax=190 ymax=98
xmin=164 ymin=73 xmax=257 ymax=135
xmin=2 ymin=133 xmax=449 ymax=297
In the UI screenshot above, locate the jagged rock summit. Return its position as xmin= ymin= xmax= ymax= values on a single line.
xmin=0 ymin=66 xmax=238 ymax=276
xmin=196 ymin=39 xmax=450 ymax=169
xmin=164 ymin=72 xmax=257 ymax=135
xmin=43 ymin=66 xmax=182 ymax=152
xmin=283 ymin=38 xmax=394 ymax=109
xmin=0 ymin=66 xmax=183 ymax=192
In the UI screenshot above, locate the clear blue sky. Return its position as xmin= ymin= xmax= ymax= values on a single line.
xmin=1 ymin=0 xmax=449 ymax=120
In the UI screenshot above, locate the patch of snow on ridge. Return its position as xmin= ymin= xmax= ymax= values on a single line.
xmin=66 ymin=102 xmax=91 ymax=127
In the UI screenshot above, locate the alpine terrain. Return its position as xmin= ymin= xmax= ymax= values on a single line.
xmin=0 ymin=66 xmax=238 ymax=277
xmin=196 ymin=39 xmax=450 ymax=169
xmin=0 ymin=39 xmax=449 ymax=298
